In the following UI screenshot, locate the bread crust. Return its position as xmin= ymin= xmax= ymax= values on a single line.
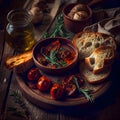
xmin=85 ymin=46 xmax=115 ymax=74
xmin=73 ymin=31 xmax=116 ymax=84
xmin=5 ymin=50 xmax=32 ymax=69
xmin=72 ymin=31 xmax=116 ymax=60
xmin=80 ymin=62 xmax=111 ymax=84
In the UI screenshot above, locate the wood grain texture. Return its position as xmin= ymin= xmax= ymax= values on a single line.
xmin=1 ymin=0 xmax=120 ymax=120
xmin=0 ymin=33 xmax=14 ymax=116
xmin=14 ymin=58 xmax=112 ymax=110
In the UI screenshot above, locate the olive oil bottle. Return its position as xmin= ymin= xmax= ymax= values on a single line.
xmin=5 ymin=9 xmax=35 ymax=52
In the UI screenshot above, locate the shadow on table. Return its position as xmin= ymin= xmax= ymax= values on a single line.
xmin=58 ymin=61 xmax=120 ymax=118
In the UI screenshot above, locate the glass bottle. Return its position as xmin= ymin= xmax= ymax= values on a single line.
xmin=5 ymin=9 xmax=35 ymax=52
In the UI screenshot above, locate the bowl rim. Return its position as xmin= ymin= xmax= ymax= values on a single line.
xmin=62 ymin=3 xmax=92 ymax=22
xmin=32 ymin=37 xmax=79 ymax=70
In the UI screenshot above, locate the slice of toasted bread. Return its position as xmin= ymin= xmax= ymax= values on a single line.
xmin=5 ymin=50 xmax=32 ymax=69
xmin=85 ymin=46 xmax=115 ymax=74
xmin=80 ymin=62 xmax=111 ymax=84
xmin=72 ymin=31 xmax=116 ymax=60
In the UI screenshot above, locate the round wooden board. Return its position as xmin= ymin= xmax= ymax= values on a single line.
xmin=14 ymin=59 xmax=112 ymax=110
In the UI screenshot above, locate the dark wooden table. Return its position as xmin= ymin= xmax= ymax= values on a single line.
xmin=1 ymin=0 xmax=120 ymax=120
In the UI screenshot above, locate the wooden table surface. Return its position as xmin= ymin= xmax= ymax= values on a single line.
xmin=0 ymin=0 xmax=120 ymax=120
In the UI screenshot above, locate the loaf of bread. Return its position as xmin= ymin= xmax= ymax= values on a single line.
xmin=72 ymin=31 xmax=116 ymax=60
xmin=80 ymin=62 xmax=111 ymax=84
xmin=85 ymin=46 xmax=115 ymax=74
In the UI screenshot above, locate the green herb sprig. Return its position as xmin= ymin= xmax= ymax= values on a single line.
xmin=42 ymin=14 xmax=73 ymax=39
xmin=42 ymin=50 xmax=61 ymax=68
xmin=41 ymin=48 xmax=67 ymax=68
xmin=73 ymin=77 xmax=94 ymax=103
xmin=7 ymin=106 xmax=27 ymax=118
xmin=9 ymin=89 xmax=29 ymax=119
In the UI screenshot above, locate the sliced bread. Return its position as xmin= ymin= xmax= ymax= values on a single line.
xmin=85 ymin=46 xmax=115 ymax=74
xmin=80 ymin=62 xmax=111 ymax=84
xmin=72 ymin=31 xmax=116 ymax=60
xmin=5 ymin=50 xmax=32 ymax=69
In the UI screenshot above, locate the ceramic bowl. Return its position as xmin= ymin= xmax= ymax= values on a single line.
xmin=32 ymin=37 xmax=78 ymax=75
xmin=62 ymin=3 xmax=92 ymax=33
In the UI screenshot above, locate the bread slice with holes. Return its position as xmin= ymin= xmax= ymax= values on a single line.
xmin=80 ymin=62 xmax=111 ymax=84
xmin=85 ymin=46 xmax=115 ymax=74
xmin=72 ymin=31 xmax=116 ymax=60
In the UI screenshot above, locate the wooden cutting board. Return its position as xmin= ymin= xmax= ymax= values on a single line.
xmin=14 ymin=58 xmax=112 ymax=110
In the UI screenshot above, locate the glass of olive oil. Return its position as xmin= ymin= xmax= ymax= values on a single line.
xmin=5 ymin=9 xmax=35 ymax=52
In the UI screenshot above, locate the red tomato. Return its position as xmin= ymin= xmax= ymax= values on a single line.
xmin=50 ymin=83 xmax=64 ymax=100
xmin=37 ymin=76 xmax=51 ymax=92
xmin=27 ymin=68 xmax=41 ymax=81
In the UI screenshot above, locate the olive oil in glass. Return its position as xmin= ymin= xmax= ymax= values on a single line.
xmin=5 ymin=9 xmax=35 ymax=52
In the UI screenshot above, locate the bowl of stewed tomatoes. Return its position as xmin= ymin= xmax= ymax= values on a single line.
xmin=32 ymin=37 xmax=78 ymax=75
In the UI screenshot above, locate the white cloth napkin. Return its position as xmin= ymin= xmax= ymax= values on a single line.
xmin=84 ymin=7 xmax=120 ymax=46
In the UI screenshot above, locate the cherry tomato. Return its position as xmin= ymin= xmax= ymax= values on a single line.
xmin=50 ymin=83 xmax=64 ymax=100
xmin=27 ymin=68 xmax=41 ymax=81
xmin=37 ymin=76 xmax=51 ymax=92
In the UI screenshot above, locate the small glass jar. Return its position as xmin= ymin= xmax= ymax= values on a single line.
xmin=5 ymin=9 xmax=35 ymax=52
